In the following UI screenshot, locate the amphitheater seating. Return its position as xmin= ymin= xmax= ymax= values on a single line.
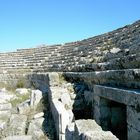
xmin=0 ymin=20 xmax=139 ymax=75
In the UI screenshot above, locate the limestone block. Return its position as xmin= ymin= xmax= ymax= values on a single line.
xmin=0 ymin=88 xmax=6 ymax=92
xmin=127 ymin=106 xmax=140 ymax=131
xmin=51 ymin=99 xmax=69 ymax=139
xmin=94 ymin=85 xmax=140 ymax=106
xmin=3 ymin=135 xmax=32 ymax=140
xmin=33 ymin=112 xmax=44 ymax=119
xmin=110 ymin=47 xmax=121 ymax=54
xmin=128 ymin=125 xmax=140 ymax=140
xmin=0 ymin=93 xmax=15 ymax=104
xmin=74 ymin=119 xmax=118 ymax=140
xmin=0 ymin=120 xmax=7 ymax=130
xmin=0 ymin=110 xmax=11 ymax=120
xmin=0 ymin=103 xmax=12 ymax=111
xmin=74 ymin=119 xmax=101 ymax=140
xmin=30 ymin=90 xmax=42 ymax=108
xmin=50 ymin=86 xmax=68 ymax=100
xmin=81 ymin=130 xmax=119 ymax=140
xmin=16 ymin=88 xmax=29 ymax=95
xmin=60 ymin=93 xmax=72 ymax=109
xmin=67 ymin=109 xmax=74 ymax=123
xmin=48 ymin=72 xmax=60 ymax=86
xmin=28 ymin=117 xmax=45 ymax=140
xmin=17 ymin=99 xmax=30 ymax=114
xmin=7 ymin=114 xmax=27 ymax=135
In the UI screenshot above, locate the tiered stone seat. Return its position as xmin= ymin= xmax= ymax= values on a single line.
xmin=31 ymin=20 xmax=140 ymax=72
xmin=0 ymin=20 xmax=139 ymax=74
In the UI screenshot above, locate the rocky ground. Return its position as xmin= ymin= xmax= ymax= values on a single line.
xmin=0 ymin=88 xmax=55 ymax=140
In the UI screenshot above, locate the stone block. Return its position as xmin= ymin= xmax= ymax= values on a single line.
xmin=127 ymin=106 xmax=140 ymax=131
xmin=0 ymin=110 xmax=11 ymax=120
xmin=28 ymin=117 xmax=45 ymax=140
xmin=0 ymin=120 xmax=7 ymax=130
xmin=7 ymin=114 xmax=27 ymax=135
xmin=17 ymin=99 xmax=30 ymax=114
xmin=67 ymin=109 xmax=74 ymax=123
xmin=60 ymin=93 xmax=72 ymax=109
xmin=16 ymin=88 xmax=29 ymax=95
xmin=48 ymin=72 xmax=60 ymax=86
xmin=74 ymin=119 xmax=102 ymax=140
xmin=0 ymin=93 xmax=15 ymax=104
xmin=51 ymin=99 xmax=69 ymax=139
xmin=128 ymin=125 xmax=140 ymax=140
xmin=74 ymin=119 xmax=118 ymax=140
xmin=0 ymin=103 xmax=12 ymax=111
xmin=94 ymin=85 xmax=140 ymax=106
xmin=81 ymin=130 xmax=119 ymax=140
xmin=30 ymin=89 xmax=42 ymax=108
xmin=3 ymin=135 xmax=32 ymax=140
xmin=33 ymin=112 xmax=44 ymax=119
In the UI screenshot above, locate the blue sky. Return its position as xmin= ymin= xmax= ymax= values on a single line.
xmin=0 ymin=0 xmax=140 ymax=52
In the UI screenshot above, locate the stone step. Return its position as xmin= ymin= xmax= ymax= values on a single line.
xmin=64 ymin=69 xmax=140 ymax=89
xmin=94 ymin=85 xmax=140 ymax=106
xmin=71 ymin=53 xmax=140 ymax=72
xmin=0 ymin=68 xmax=32 ymax=74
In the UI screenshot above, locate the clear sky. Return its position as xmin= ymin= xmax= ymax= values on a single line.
xmin=0 ymin=0 xmax=140 ymax=52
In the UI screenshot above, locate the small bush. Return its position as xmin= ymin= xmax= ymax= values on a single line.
xmin=16 ymin=79 xmax=26 ymax=88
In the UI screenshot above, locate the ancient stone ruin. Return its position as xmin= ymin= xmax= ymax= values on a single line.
xmin=0 ymin=20 xmax=140 ymax=140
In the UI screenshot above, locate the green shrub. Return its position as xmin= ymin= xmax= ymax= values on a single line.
xmin=10 ymin=92 xmax=30 ymax=107
xmin=16 ymin=79 xmax=26 ymax=88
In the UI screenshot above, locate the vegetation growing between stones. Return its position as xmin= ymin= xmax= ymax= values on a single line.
xmin=42 ymin=93 xmax=56 ymax=140
xmin=0 ymin=82 xmax=15 ymax=92
xmin=59 ymin=74 xmax=67 ymax=84
xmin=16 ymin=78 xmax=26 ymax=88
xmin=9 ymin=92 xmax=30 ymax=107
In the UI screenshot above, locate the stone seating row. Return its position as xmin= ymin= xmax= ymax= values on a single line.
xmin=0 ymin=20 xmax=140 ymax=74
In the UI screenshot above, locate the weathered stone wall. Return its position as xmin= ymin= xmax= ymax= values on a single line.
xmin=0 ymin=74 xmax=30 ymax=89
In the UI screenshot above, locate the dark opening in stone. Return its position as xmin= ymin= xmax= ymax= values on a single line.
xmin=100 ymin=97 xmax=127 ymax=140
xmin=73 ymin=106 xmax=92 ymax=120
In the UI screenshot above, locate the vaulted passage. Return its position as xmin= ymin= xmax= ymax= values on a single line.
xmin=100 ymin=98 xmax=127 ymax=140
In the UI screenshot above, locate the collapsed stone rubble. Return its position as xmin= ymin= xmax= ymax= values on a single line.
xmin=0 ymin=88 xmax=49 ymax=140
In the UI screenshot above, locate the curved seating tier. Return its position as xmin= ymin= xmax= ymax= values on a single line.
xmin=0 ymin=20 xmax=140 ymax=74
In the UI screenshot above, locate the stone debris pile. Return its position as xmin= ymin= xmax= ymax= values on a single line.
xmin=0 ymin=88 xmax=48 ymax=140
